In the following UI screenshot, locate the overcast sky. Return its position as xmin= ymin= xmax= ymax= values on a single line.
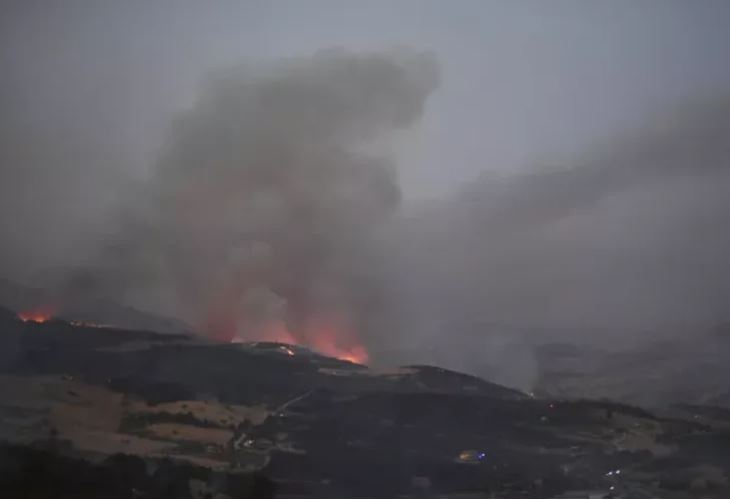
xmin=2 ymin=0 xmax=730 ymax=282
xmin=3 ymin=1 xmax=730 ymax=384
xmin=4 ymin=0 xmax=730 ymax=198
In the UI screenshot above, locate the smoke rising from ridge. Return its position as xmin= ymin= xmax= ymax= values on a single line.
xmin=378 ymin=96 xmax=730 ymax=388
xmin=2 ymin=32 xmax=730 ymax=391
xmin=82 ymin=48 xmax=439 ymax=357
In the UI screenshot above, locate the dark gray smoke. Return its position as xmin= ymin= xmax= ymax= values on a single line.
xmin=3 ymin=31 xmax=730 ymax=392
xmin=378 ymin=96 xmax=730 ymax=389
xmin=80 ymin=48 xmax=439 ymax=357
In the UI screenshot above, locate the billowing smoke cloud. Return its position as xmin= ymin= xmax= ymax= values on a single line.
xmin=78 ymin=48 xmax=439 ymax=360
xmin=3 ymin=32 xmax=730 ymax=393
xmin=379 ymin=96 xmax=730 ymax=388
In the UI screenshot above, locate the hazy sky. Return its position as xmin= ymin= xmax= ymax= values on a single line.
xmin=1 ymin=0 xmax=730 ymax=300
xmin=3 ymin=1 xmax=730 ymax=385
xmin=4 ymin=0 xmax=730 ymax=201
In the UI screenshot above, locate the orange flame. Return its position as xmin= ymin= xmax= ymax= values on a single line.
xmin=215 ymin=309 xmax=369 ymax=364
xmin=17 ymin=306 xmax=55 ymax=323
xmin=259 ymin=320 xmax=298 ymax=345
xmin=328 ymin=345 xmax=369 ymax=364
xmin=303 ymin=315 xmax=370 ymax=365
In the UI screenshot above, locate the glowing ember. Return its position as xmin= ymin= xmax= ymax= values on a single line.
xmin=17 ymin=307 xmax=55 ymax=323
xmin=317 ymin=345 xmax=369 ymax=364
xmin=219 ymin=315 xmax=369 ymax=364
xmin=331 ymin=345 xmax=369 ymax=364
xmin=304 ymin=316 xmax=370 ymax=365
xmin=260 ymin=320 xmax=298 ymax=345
xmin=279 ymin=346 xmax=296 ymax=356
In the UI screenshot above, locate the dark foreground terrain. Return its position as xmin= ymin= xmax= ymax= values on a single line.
xmin=1 ymin=306 xmax=729 ymax=498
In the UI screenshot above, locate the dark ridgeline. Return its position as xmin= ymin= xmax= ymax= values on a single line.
xmin=1 ymin=313 xmax=729 ymax=497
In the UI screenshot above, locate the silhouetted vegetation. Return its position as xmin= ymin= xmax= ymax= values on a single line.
xmin=0 ymin=444 xmax=275 ymax=498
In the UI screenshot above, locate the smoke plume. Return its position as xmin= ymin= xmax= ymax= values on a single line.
xmin=379 ymin=96 xmax=730 ymax=388
xmin=3 ymin=35 xmax=730 ymax=391
xmin=83 ymin=48 xmax=439 ymax=359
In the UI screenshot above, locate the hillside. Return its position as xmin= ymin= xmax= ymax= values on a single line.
xmin=1 ymin=307 xmax=729 ymax=497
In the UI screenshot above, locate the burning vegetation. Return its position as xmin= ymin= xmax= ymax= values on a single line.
xmin=304 ymin=317 xmax=370 ymax=364
xmin=73 ymin=49 xmax=437 ymax=372
xmin=16 ymin=301 xmax=368 ymax=364
xmin=226 ymin=315 xmax=370 ymax=365
xmin=17 ymin=307 xmax=55 ymax=324
xmin=16 ymin=306 xmax=114 ymax=329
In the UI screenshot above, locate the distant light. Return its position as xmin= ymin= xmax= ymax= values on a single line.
xmin=279 ymin=346 xmax=295 ymax=356
xmin=18 ymin=310 xmax=54 ymax=323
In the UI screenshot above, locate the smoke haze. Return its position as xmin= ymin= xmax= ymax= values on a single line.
xmin=378 ymin=98 xmax=730 ymax=387
xmin=72 ymin=48 xmax=438 ymax=361
xmin=3 ymin=1 xmax=730 ymax=390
